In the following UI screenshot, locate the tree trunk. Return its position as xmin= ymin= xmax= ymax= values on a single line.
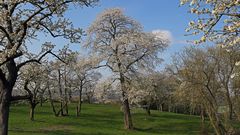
xmin=201 ymin=107 xmax=205 ymax=124
xmin=30 ymin=104 xmax=36 ymax=121
xmin=160 ymin=103 xmax=163 ymax=112
xmin=0 ymin=80 xmax=11 ymax=135
xmin=58 ymin=69 xmax=64 ymax=116
xmin=64 ymin=102 xmax=68 ymax=116
xmin=208 ymin=113 xmax=227 ymax=135
xmin=60 ymin=102 xmax=64 ymax=116
xmin=40 ymin=97 xmax=43 ymax=107
xmin=206 ymin=105 xmax=227 ymax=135
xmin=48 ymin=89 xmax=58 ymax=116
xmin=76 ymin=106 xmax=79 ymax=117
xmin=226 ymin=95 xmax=233 ymax=120
xmin=200 ymin=106 xmax=206 ymax=134
xmin=87 ymin=95 xmax=91 ymax=104
xmin=76 ymin=100 xmax=82 ymax=117
xmin=76 ymin=86 xmax=83 ymax=117
xmin=120 ymin=73 xmax=133 ymax=130
xmin=122 ymin=97 xmax=133 ymax=130
xmin=146 ymin=106 xmax=151 ymax=116
xmin=64 ymin=72 xmax=68 ymax=115
xmin=224 ymin=85 xmax=233 ymax=120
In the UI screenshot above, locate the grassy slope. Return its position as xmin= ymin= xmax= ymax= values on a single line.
xmin=9 ymin=103 xmax=209 ymax=135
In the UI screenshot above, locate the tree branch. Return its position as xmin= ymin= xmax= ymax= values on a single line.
xmin=0 ymin=26 xmax=12 ymax=44
xmin=126 ymin=50 xmax=148 ymax=70
xmin=0 ymin=68 xmax=8 ymax=85
xmin=17 ymin=50 xmax=65 ymax=71
xmin=0 ymin=51 xmax=23 ymax=67
xmin=11 ymin=95 xmax=31 ymax=102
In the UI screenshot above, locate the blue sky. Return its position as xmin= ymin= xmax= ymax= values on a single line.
xmin=33 ymin=0 xmax=197 ymax=68
xmin=67 ymin=0 xmax=196 ymax=67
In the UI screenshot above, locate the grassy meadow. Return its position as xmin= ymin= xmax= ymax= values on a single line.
xmin=9 ymin=103 xmax=211 ymax=135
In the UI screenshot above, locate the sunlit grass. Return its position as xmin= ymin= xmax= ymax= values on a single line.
xmin=9 ymin=103 xmax=210 ymax=135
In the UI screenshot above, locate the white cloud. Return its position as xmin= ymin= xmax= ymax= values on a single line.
xmin=152 ymin=29 xmax=173 ymax=44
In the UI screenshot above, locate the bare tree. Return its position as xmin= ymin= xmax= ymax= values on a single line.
xmin=171 ymin=46 xmax=240 ymax=135
xmin=209 ymin=46 xmax=240 ymax=120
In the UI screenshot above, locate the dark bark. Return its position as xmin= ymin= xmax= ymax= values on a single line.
xmin=39 ymin=98 xmax=47 ymax=107
xmin=160 ymin=103 xmax=163 ymax=112
xmin=40 ymin=95 xmax=43 ymax=107
xmin=0 ymin=60 xmax=18 ymax=135
xmin=24 ymin=80 xmax=38 ymax=121
xmin=0 ymin=80 xmax=10 ymax=135
xmin=146 ymin=105 xmax=151 ymax=116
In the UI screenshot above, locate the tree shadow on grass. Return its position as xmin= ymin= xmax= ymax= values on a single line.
xmin=134 ymin=125 xmax=201 ymax=135
xmin=60 ymin=114 xmax=123 ymax=130
xmin=9 ymin=128 xmax=114 ymax=135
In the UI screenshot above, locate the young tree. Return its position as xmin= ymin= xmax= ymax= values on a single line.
xmin=47 ymin=59 xmax=69 ymax=117
xmin=71 ymin=55 xmax=101 ymax=116
xmin=45 ymin=60 xmax=71 ymax=117
xmin=128 ymin=75 xmax=157 ymax=116
xmin=209 ymin=46 xmax=240 ymax=120
xmin=0 ymin=1 xmax=98 ymax=134
xmin=56 ymin=45 xmax=77 ymax=116
xmin=94 ymin=78 xmax=120 ymax=104
xmin=85 ymin=8 xmax=169 ymax=129
xmin=19 ymin=63 xmax=48 ymax=121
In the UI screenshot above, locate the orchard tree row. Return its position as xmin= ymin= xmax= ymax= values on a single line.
xmin=0 ymin=0 xmax=239 ymax=135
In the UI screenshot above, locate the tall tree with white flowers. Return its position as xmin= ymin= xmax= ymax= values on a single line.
xmin=85 ymin=8 xmax=169 ymax=129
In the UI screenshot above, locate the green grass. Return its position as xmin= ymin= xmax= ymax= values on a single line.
xmin=9 ymin=103 xmax=209 ymax=135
